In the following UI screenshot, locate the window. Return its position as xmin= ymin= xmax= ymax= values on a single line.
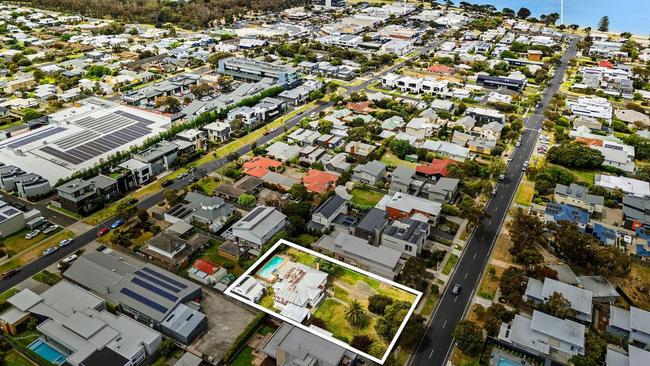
xmin=405 ymin=244 xmax=413 ymax=253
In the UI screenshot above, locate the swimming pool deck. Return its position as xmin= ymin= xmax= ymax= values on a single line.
xmin=255 ymin=254 xmax=291 ymax=283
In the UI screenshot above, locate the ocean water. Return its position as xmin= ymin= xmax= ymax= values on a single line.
xmin=455 ymin=0 xmax=650 ymax=35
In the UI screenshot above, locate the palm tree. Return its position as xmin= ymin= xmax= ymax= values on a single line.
xmin=345 ymin=301 xmax=367 ymax=328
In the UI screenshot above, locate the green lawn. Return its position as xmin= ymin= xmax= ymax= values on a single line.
xmin=230 ymin=346 xmax=254 ymax=366
xmin=199 ymin=241 xmax=244 ymax=276
xmin=380 ymin=151 xmax=417 ymax=169
xmin=0 ymin=288 xmax=19 ymax=303
xmin=0 ymin=230 xmax=76 ymax=273
xmin=514 ymin=179 xmax=535 ymax=206
xmin=420 ymin=290 xmax=438 ymax=316
xmin=4 ymin=349 xmax=33 ymax=366
xmin=442 ymin=254 xmax=458 ymax=276
xmin=290 ymin=233 xmax=318 ymax=247
xmin=47 ymin=204 xmax=82 ymax=220
xmin=32 ymin=270 xmax=61 ymax=285
xmin=350 ymin=188 xmax=385 ymax=209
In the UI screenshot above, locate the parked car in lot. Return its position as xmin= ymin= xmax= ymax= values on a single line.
xmin=58 ymin=239 xmax=73 ymax=248
xmin=42 ymin=247 xmax=58 ymax=256
xmin=1 ymin=269 xmax=20 ymax=280
xmin=25 ymin=230 xmax=40 ymax=240
xmin=42 ymin=224 xmax=60 ymax=234
xmin=111 ymin=219 xmax=125 ymax=229
xmin=96 ymin=227 xmax=109 ymax=237
xmin=451 ymin=284 xmax=462 ymax=295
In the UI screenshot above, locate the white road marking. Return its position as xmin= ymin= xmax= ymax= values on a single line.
xmin=454 ymin=297 xmax=458 ymax=303
xmin=429 ymin=349 xmax=435 ymax=359
xmin=473 ymin=253 xmax=477 ymax=260
xmin=442 ymin=320 xmax=447 ymax=328
xmin=464 ymin=272 xmax=469 ymax=279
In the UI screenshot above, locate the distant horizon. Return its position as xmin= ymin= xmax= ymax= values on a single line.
xmin=454 ymin=0 xmax=650 ymax=35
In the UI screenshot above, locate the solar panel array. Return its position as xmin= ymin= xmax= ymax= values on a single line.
xmin=141 ymin=267 xmax=188 ymax=289
xmin=55 ymin=130 xmax=101 ymax=150
xmin=120 ymin=288 xmax=168 ymax=313
xmin=242 ymin=206 xmax=265 ymax=222
xmin=40 ymin=120 xmax=152 ymax=165
xmin=131 ymin=277 xmax=179 ymax=301
xmin=73 ymin=113 xmax=137 ymax=134
xmin=134 ymin=270 xmax=182 ymax=293
xmin=3 ymin=208 xmax=19 ymax=216
xmin=115 ymin=110 xmax=157 ymax=126
xmin=0 ymin=127 xmax=67 ymax=149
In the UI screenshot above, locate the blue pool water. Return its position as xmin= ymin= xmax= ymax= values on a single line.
xmin=258 ymin=255 xmax=286 ymax=279
xmin=498 ymin=357 xmax=523 ymax=366
xmin=28 ymin=339 xmax=67 ymax=365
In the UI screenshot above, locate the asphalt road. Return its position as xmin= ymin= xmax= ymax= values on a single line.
xmin=410 ymin=37 xmax=579 ymax=366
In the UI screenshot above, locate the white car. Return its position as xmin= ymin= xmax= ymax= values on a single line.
xmin=43 ymin=224 xmax=60 ymax=234
xmin=59 ymin=239 xmax=73 ymax=248
xmin=25 ymin=230 xmax=41 ymax=240
xmin=42 ymin=247 xmax=58 ymax=256
xmin=309 ymin=112 xmax=317 ymax=119
xmin=515 ymin=141 xmax=521 ymax=147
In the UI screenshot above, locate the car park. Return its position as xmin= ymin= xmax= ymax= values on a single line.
xmin=96 ymin=227 xmax=109 ymax=237
xmin=451 ymin=284 xmax=462 ymax=295
xmin=58 ymin=239 xmax=73 ymax=247
xmin=111 ymin=219 xmax=125 ymax=229
xmin=25 ymin=230 xmax=40 ymax=240
xmin=42 ymin=247 xmax=59 ymax=256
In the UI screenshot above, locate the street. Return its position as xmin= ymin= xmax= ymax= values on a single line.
xmin=409 ymin=37 xmax=579 ymax=366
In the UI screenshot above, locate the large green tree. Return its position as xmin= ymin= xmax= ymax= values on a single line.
xmin=452 ymin=320 xmax=483 ymax=356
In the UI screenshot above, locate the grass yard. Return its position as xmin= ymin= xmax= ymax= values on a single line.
xmin=610 ymin=262 xmax=650 ymax=310
xmin=477 ymin=265 xmax=503 ymax=300
xmin=442 ymin=254 xmax=458 ymax=276
xmin=199 ymin=241 xmax=244 ymax=276
xmin=4 ymin=349 xmax=34 ymax=366
xmin=32 ymin=270 xmax=61 ymax=286
xmin=514 ymin=178 xmax=535 ymax=206
xmin=336 ymin=266 xmax=416 ymax=303
xmin=0 ymin=288 xmax=19 ymax=303
xmin=230 ymin=346 xmax=254 ymax=366
xmin=380 ymin=151 xmax=417 ymax=169
xmin=312 ymin=298 xmax=386 ymax=358
xmin=47 ymin=205 xmax=82 ymax=220
xmin=0 ymin=230 xmax=76 ymax=272
xmin=420 ymin=290 xmax=438 ymax=316
xmin=350 ymin=188 xmax=385 ymax=209
xmin=290 ymin=233 xmax=318 ymax=247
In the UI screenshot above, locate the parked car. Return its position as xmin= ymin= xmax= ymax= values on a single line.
xmin=111 ymin=219 xmax=125 ymax=229
xmin=161 ymin=179 xmax=173 ymax=187
xmin=178 ymin=172 xmax=188 ymax=180
xmin=96 ymin=227 xmax=109 ymax=237
xmin=96 ymin=245 xmax=107 ymax=252
xmin=1 ymin=269 xmax=20 ymax=280
xmin=57 ymin=254 xmax=78 ymax=270
xmin=499 ymin=174 xmax=505 ymax=181
xmin=58 ymin=239 xmax=73 ymax=248
xmin=451 ymin=284 xmax=462 ymax=295
xmin=491 ymin=188 xmax=498 ymax=196
xmin=515 ymin=141 xmax=521 ymax=147
xmin=127 ymin=198 xmax=139 ymax=205
xmin=43 ymin=224 xmax=60 ymax=234
xmin=309 ymin=112 xmax=317 ymax=119
xmin=42 ymin=247 xmax=59 ymax=256
xmin=25 ymin=230 xmax=40 ymax=240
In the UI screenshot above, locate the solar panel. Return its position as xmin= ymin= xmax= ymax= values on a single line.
xmin=3 ymin=208 xmax=19 ymax=216
xmin=119 ymin=288 xmax=168 ymax=313
xmin=134 ymin=270 xmax=182 ymax=293
xmin=141 ymin=267 xmax=187 ymax=289
xmin=131 ymin=277 xmax=179 ymax=301
xmin=243 ymin=206 xmax=265 ymax=222
xmin=5 ymin=127 xmax=67 ymax=149
xmin=40 ymin=146 xmax=85 ymax=165
xmin=115 ymin=110 xmax=156 ymax=125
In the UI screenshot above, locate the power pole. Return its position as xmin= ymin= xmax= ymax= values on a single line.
xmin=561 ymin=0 xmax=564 ymax=25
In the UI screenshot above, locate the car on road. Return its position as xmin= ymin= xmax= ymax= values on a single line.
xmin=1 ymin=269 xmax=20 ymax=280
xmin=491 ymin=188 xmax=497 ymax=196
xmin=451 ymin=284 xmax=462 ymax=295
xmin=161 ymin=179 xmax=173 ymax=187
xmin=309 ymin=112 xmax=317 ymax=119
xmin=507 ymin=157 xmax=513 ymax=162
xmin=42 ymin=247 xmax=59 ymax=256
xmin=499 ymin=174 xmax=505 ymax=181
xmin=127 ymin=198 xmax=139 ymax=205
xmin=269 ymin=128 xmax=277 ymax=133
xmin=515 ymin=141 xmax=521 ymax=147
xmin=178 ymin=172 xmax=188 ymax=179
xmin=191 ymin=176 xmax=199 ymax=183
xmin=25 ymin=230 xmax=40 ymax=240
xmin=111 ymin=218 xmax=125 ymax=229
xmin=96 ymin=227 xmax=109 ymax=237
xmin=58 ymin=238 xmax=73 ymax=247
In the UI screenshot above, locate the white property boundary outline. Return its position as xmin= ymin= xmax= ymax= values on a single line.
xmin=224 ymin=239 xmax=423 ymax=365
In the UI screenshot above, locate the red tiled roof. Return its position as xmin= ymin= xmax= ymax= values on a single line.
xmin=416 ymin=159 xmax=457 ymax=177
xmin=598 ymin=60 xmax=614 ymax=69
xmin=427 ymin=64 xmax=454 ymax=74
xmin=303 ymin=169 xmax=339 ymax=194
xmin=575 ymin=137 xmax=603 ymax=147
xmin=346 ymin=101 xmax=373 ymax=114
xmin=243 ymin=157 xmax=282 ymax=177
xmin=193 ymin=259 xmax=221 ymax=275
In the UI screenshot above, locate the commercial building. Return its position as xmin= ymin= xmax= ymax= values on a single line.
xmin=218 ymin=57 xmax=299 ymax=87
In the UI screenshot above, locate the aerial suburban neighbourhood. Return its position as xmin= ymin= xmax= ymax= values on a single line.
xmin=0 ymin=1 xmax=648 ymax=366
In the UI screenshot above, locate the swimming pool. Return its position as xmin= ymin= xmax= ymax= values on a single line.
xmin=257 ymin=255 xmax=286 ymax=280
xmin=498 ymin=357 xmax=523 ymax=366
xmin=28 ymin=339 xmax=67 ymax=365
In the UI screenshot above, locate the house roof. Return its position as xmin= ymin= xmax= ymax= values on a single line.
xmin=192 ymin=259 xmax=222 ymax=276
xmin=303 ymin=170 xmax=339 ymax=194
xmin=386 ymin=192 xmax=442 ymax=218
xmin=416 ymin=159 xmax=456 ymax=177
xmin=527 ymin=277 xmax=593 ymax=316
xmin=356 ymin=207 xmax=388 ymax=233
xmin=334 ymin=231 xmax=401 ymax=269
xmin=530 ymin=310 xmax=585 ymax=347
xmin=314 ymin=194 xmax=347 ymax=220
xmin=243 ymin=156 xmax=282 ymax=178
xmin=630 ymin=306 xmax=650 ymax=335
